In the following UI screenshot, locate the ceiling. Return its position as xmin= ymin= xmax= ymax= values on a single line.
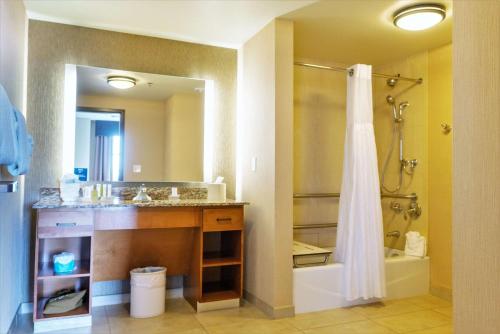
xmin=24 ymin=0 xmax=314 ymax=48
xmin=25 ymin=0 xmax=452 ymax=65
xmin=77 ymin=66 xmax=205 ymax=101
xmin=282 ymin=0 xmax=452 ymax=66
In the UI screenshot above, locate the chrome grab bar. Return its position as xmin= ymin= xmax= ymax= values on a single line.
xmin=293 ymin=223 xmax=338 ymax=229
xmin=293 ymin=193 xmax=340 ymax=198
xmin=293 ymin=192 xmax=417 ymax=201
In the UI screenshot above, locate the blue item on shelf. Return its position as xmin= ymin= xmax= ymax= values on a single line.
xmin=53 ymin=252 xmax=76 ymax=274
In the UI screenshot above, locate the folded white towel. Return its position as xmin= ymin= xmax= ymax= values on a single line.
xmin=7 ymin=108 xmax=33 ymax=176
xmin=405 ymin=231 xmax=426 ymax=257
xmin=0 ymin=84 xmax=18 ymax=165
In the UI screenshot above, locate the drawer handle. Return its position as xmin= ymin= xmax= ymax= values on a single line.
xmin=56 ymin=222 xmax=77 ymax=228
xmin=216 ymin=217 xmax=232 ymax=224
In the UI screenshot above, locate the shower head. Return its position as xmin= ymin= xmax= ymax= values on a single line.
xmin=395 ymin=101 xmax=410 ymax=123
xmin=399 ymin=101 xmax=410 ymax=112
xmin=386 ymin=95 xmax=395 ymax=104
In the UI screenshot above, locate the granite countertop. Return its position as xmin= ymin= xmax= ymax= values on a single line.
xmin=33 ymin=197 xmax=248 ymax=209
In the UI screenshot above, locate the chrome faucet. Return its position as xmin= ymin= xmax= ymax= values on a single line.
xmin=404 ymin=200 xmax=422 ymax=220
xmin=390 ymin=201 xmax=403 ymax=213
xmin=386 ymin=231 xmax=401 ymax=238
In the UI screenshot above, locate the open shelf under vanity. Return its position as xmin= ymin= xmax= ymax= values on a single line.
xmin=199 ymin=209 xmax=244 ymax=305
xmin=34 ymin=224 xmax=93 ymax=328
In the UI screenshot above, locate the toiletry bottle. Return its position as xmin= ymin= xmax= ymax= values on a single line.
xmin=91 ymin=185 xmax=98 ymax=202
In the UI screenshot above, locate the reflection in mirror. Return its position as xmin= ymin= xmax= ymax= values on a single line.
xmin=75 ymin=108 xmax=124 ymax=181
xmin=74 ymin=66 xmax=205 ymax=182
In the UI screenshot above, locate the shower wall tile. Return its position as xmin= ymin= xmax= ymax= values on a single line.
xmin=293 ymin=231 xmax=319 ymax=246
xmin=318 ymin=230 xmax=336 ymax=248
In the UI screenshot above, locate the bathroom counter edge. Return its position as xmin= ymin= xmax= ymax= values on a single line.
xmin=33 ymin=198 xmax=249 ymax=209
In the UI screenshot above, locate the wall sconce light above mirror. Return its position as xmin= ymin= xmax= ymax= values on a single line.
xmin=63 ymin=64 xmax=214 ymax=183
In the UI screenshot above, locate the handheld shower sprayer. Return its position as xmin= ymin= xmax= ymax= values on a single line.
xmin=386 ymin=95 xmax=398 ymax=121
xmin=386 ymin=96 xmax=409 ymax=123
xmin=381 ymin=96 xmax=418 ymax=193
xmin=399 ymin=101 xmax=410 ymax=113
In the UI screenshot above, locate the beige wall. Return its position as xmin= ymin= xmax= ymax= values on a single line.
xmin=428 ymin=44 xmax=452 ymax=300
xmin=164 ymin=92 xmax=203 ymax=181
xmin=78 ymin=94 xmax=167 ymax=181
xmin=0 ymin=0 xmax=27 ymax=332
xmin=240 ymin=19 xmax=294 ymax=318
xmin=453 ymin=1 xmax=500 ymax=333
xmin=74 ymin=117 xmax=91 ymax=169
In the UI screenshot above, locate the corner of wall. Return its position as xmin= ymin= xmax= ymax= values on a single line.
xmin=239 ymin=18 xmax=295 ymax=314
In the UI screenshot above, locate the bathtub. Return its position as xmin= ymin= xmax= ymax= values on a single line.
xmin=293 ymin=241 xmax=429 ymax=314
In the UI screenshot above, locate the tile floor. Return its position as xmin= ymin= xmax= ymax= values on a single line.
xmin=9 ymin=294 xmax=452 ymax=334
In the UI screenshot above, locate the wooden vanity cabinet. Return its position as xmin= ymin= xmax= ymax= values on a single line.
xmin=33 ymin=205 xmax=245 ymax=328
xmin=33 ymin=209 xmax=94 ymax=329
xmin=201 ymin=208 xmax=244 ymax=302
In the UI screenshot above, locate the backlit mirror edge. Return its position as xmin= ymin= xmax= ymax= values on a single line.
xmin=63 ymin=64 xmax=216 ymax=185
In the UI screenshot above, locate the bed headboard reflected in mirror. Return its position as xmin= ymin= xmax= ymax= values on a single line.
xmin=67 ymin=65 xmax=211 ymax=182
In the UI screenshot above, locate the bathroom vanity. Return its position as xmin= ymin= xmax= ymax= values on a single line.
xmin=32 ymin=190 xmax=247 ymax=332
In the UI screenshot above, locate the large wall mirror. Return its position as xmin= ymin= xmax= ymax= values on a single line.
xmin=68 ymin=65 xmax=211 ymax=182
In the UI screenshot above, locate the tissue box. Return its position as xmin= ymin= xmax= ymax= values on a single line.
xmin=53 ymin=252 xmax=76 ymax=274
xmin=207 ymin=183 xmax=226 ymax=201
xmin=60 ymin=183 xmax=80 ymax=201
xmin=59 ymin=174 xmax=81 ymax=202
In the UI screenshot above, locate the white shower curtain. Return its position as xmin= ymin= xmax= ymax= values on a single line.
xmin=91 ymin=135 xmax=112 ymax=181
xmin=335 ymin=64 xmax=386 ymax=301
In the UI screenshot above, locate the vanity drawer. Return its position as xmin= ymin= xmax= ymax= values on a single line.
xmin=203 ymin=208 xmax=243 ymax=232
xmin=37 ymin=209 xmax=94 ymax=237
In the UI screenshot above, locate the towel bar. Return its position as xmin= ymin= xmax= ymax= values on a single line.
xmin=293 ymin=223 xmax=338 ymax=229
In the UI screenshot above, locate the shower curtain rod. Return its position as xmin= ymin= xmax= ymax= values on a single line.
xmin=294 ymin=62 xmax=423 ymax=84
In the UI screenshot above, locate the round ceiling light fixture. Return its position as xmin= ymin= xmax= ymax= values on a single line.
xmin=107 ymin=76 xmax=136 ymax=89
xmin=393 ymin=4 xmax=446 ymax=31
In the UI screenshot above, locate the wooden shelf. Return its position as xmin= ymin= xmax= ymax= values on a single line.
xmin=200 ymin=226 xmax=243 ymax=305
xmin=35 ymin=297 xmax=89 ymax=321
xmin=203 ymin=257 xmax=241 ymax=268
xmin=201 ymin=290 xmax=240 ymax=303
xmin=37 ymin=261 xmax=91 ymax=280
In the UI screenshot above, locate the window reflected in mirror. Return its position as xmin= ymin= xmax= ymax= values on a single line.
xmin=75 ymin=108 xmax=124 ymax=181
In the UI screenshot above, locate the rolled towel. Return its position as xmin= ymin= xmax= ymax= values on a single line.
xmin=7 ymin=108 xmax=33 ymax=176
xmin=405 ymin=231 xmax=426 ymax=257
xmin=0 ymin=84 xmax=18 ymax=165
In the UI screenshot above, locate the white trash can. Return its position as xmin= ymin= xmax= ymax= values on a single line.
xmin=130 ymin=266 xmax=166 ymax=318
